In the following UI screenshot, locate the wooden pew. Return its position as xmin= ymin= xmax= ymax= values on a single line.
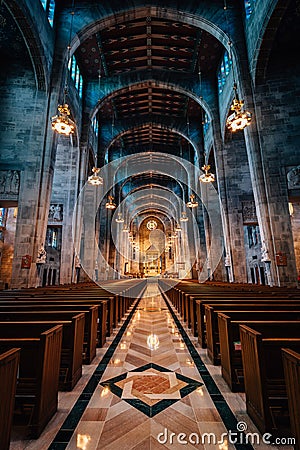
xmin=159 ymin=281 xmax=300 ymax=349
xmin=0 ymin=297 xmax=109 ymax=343
xmin=188 ymin=293 xmax=299 ymax=337
xmin=205 ymin=305 xmax=300 ymax=365
xmin=161 ymin=281 xmax=299 ymax=322
xmin=216 ymin=311 xmax=300 ymax=390
xmin=0 ymin=317 xmax=84 ymax=391
xmin=158 ymin=278 xmax=300 ymax=329
xmin=2 ymin=279 xmax=146 ymax=331
xmin=183 ymin=290 xmax=289 ymax=329
xmin=0 ymin=279 xmax=146 ymax=334
xmin=0 ymin=348 xmax=20 ymax=450
xmin=282 ymin=348 xmax=300 ymax=450
xmin=196 ymin=298 xmax=300 ymax=348
xmin=0 ymin=294 xmax=115 ymax=337
xmin=0 ymin=308 xmax=97 ymax=364
xmin=0 ymin=324 xmax=63 ymax=438
xmin=240 ymin=323 xmax=300 ymax=436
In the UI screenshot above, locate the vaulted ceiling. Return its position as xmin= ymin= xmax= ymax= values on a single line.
xmin=76 ymin=18 xmax=222 ymax=78
xmin=75 ymin=15 xmax=222 ymax=159
xmin=0 ymin=3 xmax=31 ymax=66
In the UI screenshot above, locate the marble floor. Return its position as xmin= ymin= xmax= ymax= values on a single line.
xmin=10 ymin=280 xmax=293 ymax=450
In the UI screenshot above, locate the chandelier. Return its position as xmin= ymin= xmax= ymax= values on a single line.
xmin=87 ymin=167 xmax=103 ymax=186
xmin=122 ymin=225 xmax=129 ymax=233
xmin=105 ymin=196 xmax=116 ymax=210
xmin=51 ymin=103 xmax=76 ymax=136
xmin=180 ymin=211 xmax=189 ymax=222
xmin=187 ymin=194 xmax=198 ymax=208
xmin=175 ymin=223 xmax=182 ymax=232
xmin=222 ymin=0 xmax=252 ymax=135
xmin=115 ymin=212 xmax=124 ymax=223
xmin=51 ymin=4 xmax=76 ymax=136
xmin=200 ymin=165 xmax=215 ymax=183
xmin=226 ymin=85 xmax=252 ymax=132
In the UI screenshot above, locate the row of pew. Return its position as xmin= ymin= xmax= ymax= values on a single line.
xmin=0 ymin=279 xmax=146 ymax=449
xmin=159 ymin=279 xmax=300 ymax=449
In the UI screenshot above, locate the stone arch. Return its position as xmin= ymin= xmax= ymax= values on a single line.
xmin=123 ymin=185 xmax=182 ymax=215
xmin=4 ymin=0 xmax=48 ymax=90
xmin=104 ymin=122 xmax=200 ymax=161
xmin=134 ymin=209 xmax=173 ymax=223
xmin=63 ymin=5 xmax=244 ymax=103
xmin=93 ymin=80 xmax=212 ymax=121
xmin=251 ymin=0 xmax=290 ymax=84
xmin=69 ymin=5 xmax=233 ymax=56
xmin=114 ymin=158 xmax=190 ymax=195
xmin=123 ymin=183 xmax=184 ymax=200
xmin=63 ymin=5 xmax=249 ymax=152
xmin=125 ymin=191 xmax=179 ymax=218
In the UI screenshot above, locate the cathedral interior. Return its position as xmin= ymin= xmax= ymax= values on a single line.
xmin=0 ymin=0 xmax=300 ymax=449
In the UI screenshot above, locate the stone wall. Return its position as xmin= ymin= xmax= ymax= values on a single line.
xmin=0 ymin=208 xmax=17 ymax=288
xmin=0 ymin=58 xmax=50 ymax=287
xmin=252 ymin=54 xmax=300 ymax=285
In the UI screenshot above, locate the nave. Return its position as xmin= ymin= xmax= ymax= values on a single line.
xmin=7 ymin=280 xmax=297 ymax=450
xmin=1 ymin=1 xmax=300 ymax=447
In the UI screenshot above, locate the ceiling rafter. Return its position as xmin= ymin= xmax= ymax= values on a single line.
xmin=191 ymin=29 xmax=203 ymax=73
xmin=95 ymin=32 xmax=109 ymax=77
xmin=96 ymin=31 xmax=118 ymax=122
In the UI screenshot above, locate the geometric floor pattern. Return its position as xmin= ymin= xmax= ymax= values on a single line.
xmin=13 ymin=280 xmax=293 ymax=449
xmin=101 ymin=362 xmax=203 ymax=417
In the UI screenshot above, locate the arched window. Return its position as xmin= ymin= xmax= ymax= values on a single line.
xmin=92 ymin=117 xmax=99 ymax=137
xmin=79 ymin=75 xmax=83 ymax=98
xmin=75 ymin=66 xmax=80 ymax=89
xmin=203 ymin=113 xmax=210 ymax=135
xmin=244 ymin=0 xmax=256 ymax=19
xmin=48 ymin=0 xmax=55 ymax=27
xmin=217 ymin=50 xmax=232 ymax=94
xmin=0 ymin=208 xmax=7 ymax=228
xmin=40 ymin=0 xmax=55 ymax=27
xmin=71 ymin=57 xmax=76 ymax=80
xmin=68 ymin=56 xmax=84 ymax=99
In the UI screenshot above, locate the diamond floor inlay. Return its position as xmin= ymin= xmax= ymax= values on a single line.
xmin=101 ymin=362 xmax=203 ymax=416
xmin=16 ymin=280 xmax=292 ymax=450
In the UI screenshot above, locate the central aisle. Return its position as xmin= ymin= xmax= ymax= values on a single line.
xmin=47 ymin=281 xmax=286 ymax=450
xmin=68 ymin=281 xmax=224 ymax=449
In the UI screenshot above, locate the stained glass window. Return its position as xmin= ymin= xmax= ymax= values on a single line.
xmin=203 ymin=113 xmax=209 ymax=135
xmin=218 ymin=50 xmax=232 ymax=94
xmin=40 ymin=0 xmax=47 ymax=10
xmin=46 ymin=227 xmax=58 ymax=249
xmin=245 ymin=0 xmax=256 ymax=19
xmin=69 ymin=57 xmax=83 ymax=99
xmin=71 ymin=57 xmax=76 ymax=80
xmin=79 ymin=75 xmax=83 ymax=98
xmin=48 ymin=0 xmax=55 ymax=27
xmin=92 ymin=117 xmax=99 ymax=136
xmin=0 ymin=208 xmax=7 ymax=228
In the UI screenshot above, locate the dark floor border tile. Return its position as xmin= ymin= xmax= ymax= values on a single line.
xmin=161 ymin=289 xmax=254 ymax=450
xmin=48 ymin=288 xmax=145 ymax=449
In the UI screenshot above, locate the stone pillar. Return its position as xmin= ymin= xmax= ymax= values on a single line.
xmin=222 ymin=133 xmax=254 ymax=283
xmin=243 ymin=100 xmax=297 ymax=287
xmin=49 ymin=135 xmax=80 ymax=285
